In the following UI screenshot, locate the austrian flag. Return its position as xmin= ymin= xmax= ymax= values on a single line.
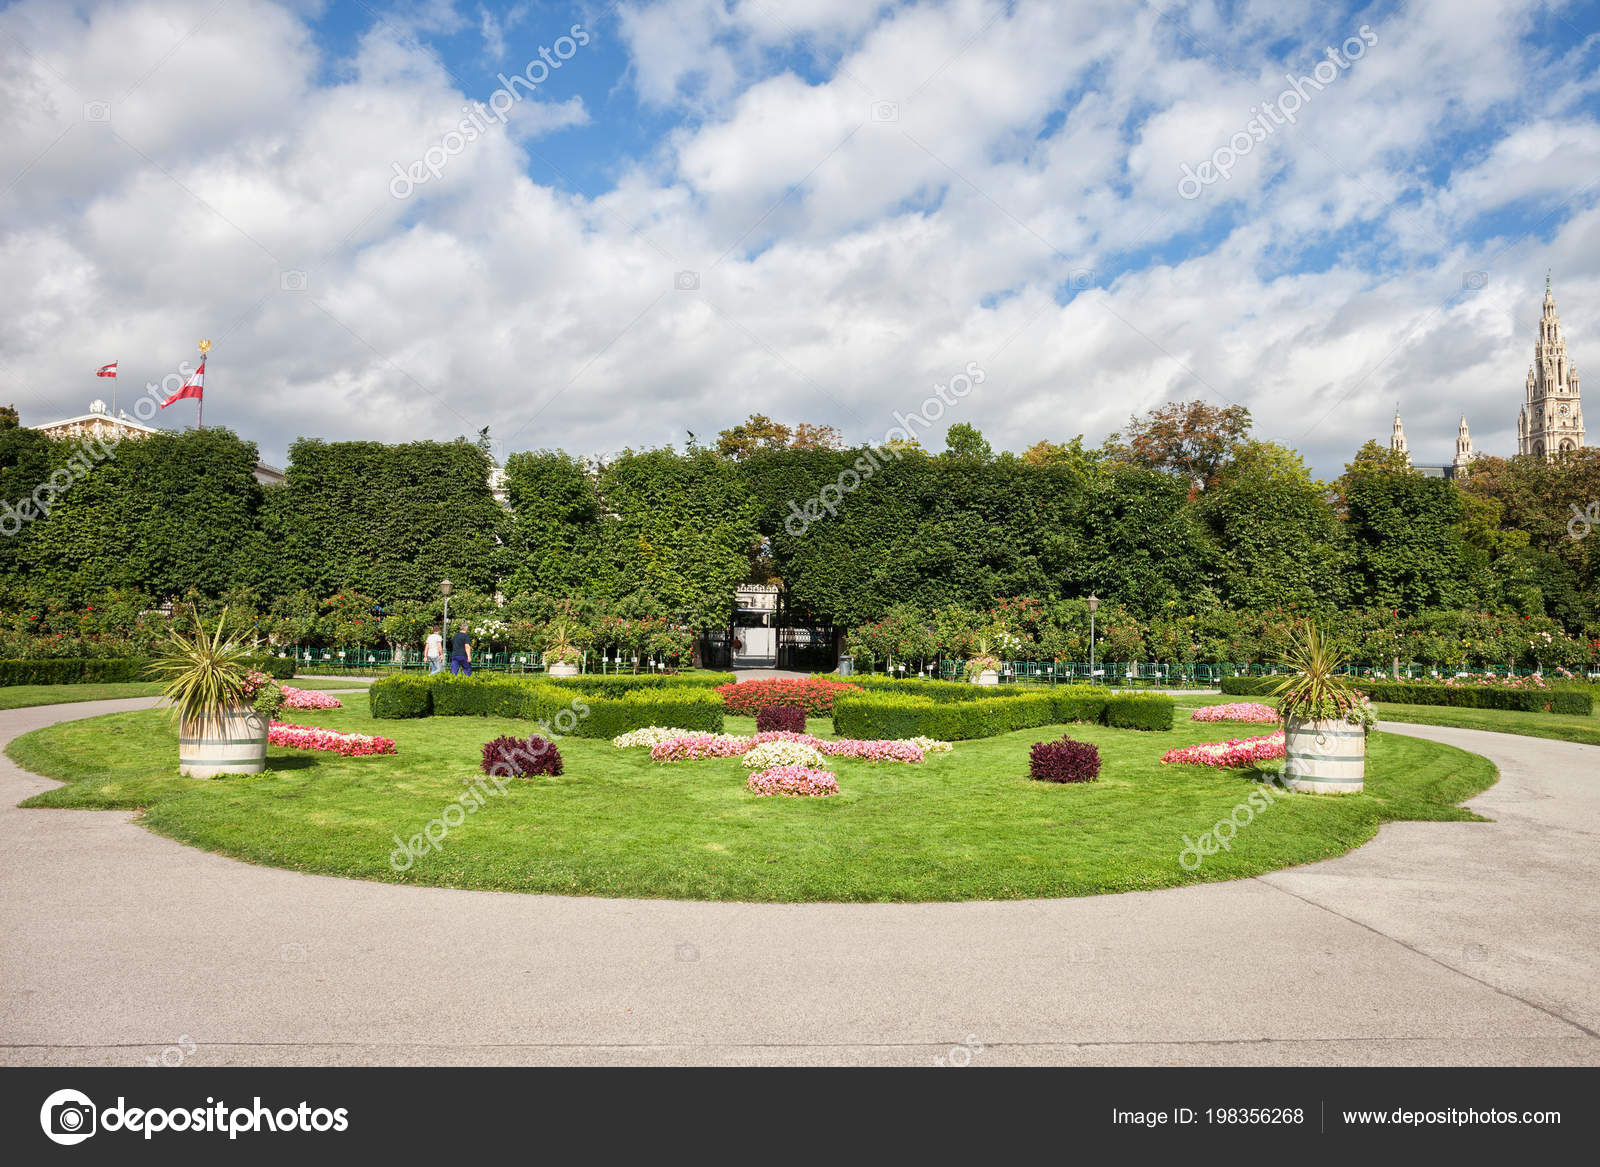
xmin=95 ymin=361 xmax=117 ymax=378
xmin=161 ymin=360 xmax=203 ymax=407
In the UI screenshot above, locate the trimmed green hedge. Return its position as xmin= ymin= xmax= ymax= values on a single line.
xmin=368 ymin=674 xmax=724 ymax=736
xmin=539 ymin=672 xmax=735 ymax=697
xmin=831 ymin=686 xmax=1173 ymax=741
xmin=0 ymin=658 xmax=152 ymax=686
xmin=837 ymin=675 xmax=1033 ymax=702
xmin=1219 ymin=675 xmax=1593 ymax=715
xmin=0 ymin=655 xmax=294 ymax=687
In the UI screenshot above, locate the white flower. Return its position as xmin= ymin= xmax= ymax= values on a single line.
xmin=740 ymin=740 xmax=828 ymax=770
xmin=612 ymin=725 xmax=704 ymax=748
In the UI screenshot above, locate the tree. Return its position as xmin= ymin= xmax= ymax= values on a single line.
xmin=942 ymin=423 xmax=993 ymax=462
xmin=790 ymin=423 xmax=844 ymax=451
xmin=716 ymin=414 xmax=792 ymax=459
xmin=1112 ymin=400 xmax=1252 ymax=490
xmin=0 ymin=404 xmax=18 ymax=428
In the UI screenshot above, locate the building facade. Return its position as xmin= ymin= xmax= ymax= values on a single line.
xmin=34 ymin=400 xmax=286 ymax=484
xmin=1517 ymin=276 xmax=1585 ymax=459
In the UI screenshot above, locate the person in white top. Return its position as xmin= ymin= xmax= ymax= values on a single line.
xmin=423 ymin=625 xmax=445 ymax=674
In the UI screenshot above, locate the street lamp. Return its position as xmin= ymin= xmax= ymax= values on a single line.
xmin=1087 ymin=594 xmax=1099 ymax=685
xmin=440 ymin=579 xmax=452 ymax=648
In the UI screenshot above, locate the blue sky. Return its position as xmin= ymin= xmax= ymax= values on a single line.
xmin=3 ymin=0 xmax=1599 ymax=477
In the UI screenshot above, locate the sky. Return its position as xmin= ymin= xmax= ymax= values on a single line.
xmin=2 ymin=0 xmax=1598 ymax=478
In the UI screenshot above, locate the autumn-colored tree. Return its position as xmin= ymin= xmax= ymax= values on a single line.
xmin=1112 ymin=400 xmax=1252 ymax=490
xmin=716 ymin=414 xmax=792 ymax=459
xmin=789 ymin=422 xmax=844 ymax=451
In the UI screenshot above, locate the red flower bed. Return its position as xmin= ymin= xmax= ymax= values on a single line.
xmin=715 ymin=677 xmax=862 ymax=716
xmin=755 ymin=704 xmax=806 ymax=733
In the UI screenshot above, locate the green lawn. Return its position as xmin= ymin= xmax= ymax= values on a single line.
xmin=1174 ymin=693 xmax=1600 ymax=748
xmin=0 ymin=678 xmax=368 ymax=711
xmin=5 ymin=702 xmax=1497 ymax=903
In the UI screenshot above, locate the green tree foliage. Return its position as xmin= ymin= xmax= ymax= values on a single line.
xmin=942 ymin=422 xmax=993 ymax=462
xmin=1335 ymin=441 xmax=1478 ymax=612
xmin=264 ymin=439 xmax=506 ymax=601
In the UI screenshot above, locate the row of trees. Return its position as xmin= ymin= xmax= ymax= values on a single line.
xmin=2 ymin=403 xmax=1597 ymax=643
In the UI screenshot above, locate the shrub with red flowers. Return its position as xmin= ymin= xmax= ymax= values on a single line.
xmin=755 ymin=704 xmax=806 ymax=733
xmin=746 ymin=765 xmax=839 ymax=797
xmin=716 ymin=677 xmax=862 ymax=716
xmin=1028 ymin=736 xmax=1102 ymax=783
xmin=268 ymin=721 xmax=396 ymax=756
xmin=480 ymin=733 xmax=564 ymax=778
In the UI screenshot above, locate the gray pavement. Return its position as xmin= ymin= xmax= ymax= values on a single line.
xmin=1 ymin=699 xmax=1596 ymax=1066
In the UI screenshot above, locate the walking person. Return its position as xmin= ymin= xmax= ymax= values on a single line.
xmin=423 ymin=624 xmax=445 ymax=674
xmin=449 ymin=621 xmax=473 ymax=676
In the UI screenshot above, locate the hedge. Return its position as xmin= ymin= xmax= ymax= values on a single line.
xmin=368 ymin=674 xmax=724 ymax=736
xmin=837 ymin=675 xmax=1034 ymax=702
xmin=831 ymin=686 xmax=1173 ymax=741
xmin=0 ymin=658 xmax=152 ymax=686
xmin=1219 ymin=676 xmax=1593 ymax=715
xmin=539 ymin=672 xmax=735 ymax=697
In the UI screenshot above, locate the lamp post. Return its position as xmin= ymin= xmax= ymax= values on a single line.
xmin=440 ymin=579 xmax=452 ymax=649
xmin=1087 ymin=594 xmax=1099 ymax=685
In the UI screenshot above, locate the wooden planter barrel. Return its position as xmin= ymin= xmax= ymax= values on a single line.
xmin=969 ymin=669 xmax=1000 ymax=686
xmin=179 ymin=708 xmax=268 ymax=778
xmin=1284 ymin=716 xmax=1365 ymax=794
xmin=547 ymin=662 xmax=579 ymax=678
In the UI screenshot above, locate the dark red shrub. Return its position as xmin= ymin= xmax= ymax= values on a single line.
xmin=481 ymin=733 xmax=563 ymax=778
xmin=1029 ymin=736 xmax=1101 ymax=783
xmin=755 ymin=704 xmax=806 ymax=733
xmin=716 ymin=677 xmax=862 ymax=716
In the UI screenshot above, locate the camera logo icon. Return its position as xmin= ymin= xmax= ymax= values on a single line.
xmin=40 ymin=1088 xmax=97 ymax=1145
xmin=674 ymin=942 xmax=699 ymax=962
xmin=83 ymin=102 xmax=111 ymax=123
xmin=674 ymin=270 xmax=699 ymax=291
xmin=280 ymin=270 xmax=308 ymax=292
xmin=870 ymin=100 xmax=898 ymax=122
xmin=1461 ymin=270 xmax=1488 ymax=291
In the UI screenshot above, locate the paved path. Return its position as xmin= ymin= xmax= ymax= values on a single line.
xmin=1 ymin=700 xmax=1596 ymax=1067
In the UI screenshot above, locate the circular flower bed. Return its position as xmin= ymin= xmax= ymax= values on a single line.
xmin=268 ymin=721 xmax=396 ymax=756
xmin=1190 ymin=702 xmax=1277 ymax=724
xmin=746 ymin=765 xmax=839 ymax=797
xmin=281 ymin=686 xmax=344 ymax=711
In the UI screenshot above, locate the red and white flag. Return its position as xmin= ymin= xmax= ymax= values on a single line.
xmin=161 ymin=360 xmax=204 ymax=407
xmin=95 ymin=361 xmax=117 ymax=378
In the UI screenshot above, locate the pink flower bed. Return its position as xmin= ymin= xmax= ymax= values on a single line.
xmin=650 ymin=729 xmax=926 ymax=764
xmin=1190 ymin=702 xmax=1278 ymax=724
xmin=268 ymin=721 xmax=396 ymax=756
xmin=649 ymin=734 xmax=752 ymax=762
xmin=1161 ymin=730 xmax=1285 ymax=768
xmin=281 ymin=686 xmax=344 ymax=711
xmin=746 ymin=765 xmax=839 ymax=797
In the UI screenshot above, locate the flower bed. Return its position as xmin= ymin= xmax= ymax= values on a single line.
xmin=740 ymin=739 xmax=828 ymax=769
xmin=746 ymin=765 xmax=839 ymax=797
xmin=1161 ymin=730 xmax=1285 ymax=768
xmin=1190 ymin=702 xmax=1277 ymax=724
xmin=1442 ymin=672 xmax=1550 ymax=690
xmin=612 ymin=725 xmax=700 ymax=749
xmin=268 ymin=721 xmax=396 ymax=756
xmin=715 ymin=677 xmax=862 ymax=716
xmin=281 ymin=686 xmax=343 ymax=711
xmin=642 ymin=727 xmax=943 ymax=764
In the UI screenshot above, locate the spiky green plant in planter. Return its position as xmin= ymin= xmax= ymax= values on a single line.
xmin=1270 ymin=623 xmax=1374 ymax=794
xmin=150 ymin=609 xmax=275 ymax=777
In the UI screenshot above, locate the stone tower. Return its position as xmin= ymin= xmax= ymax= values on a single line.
xmin=1518 ymin=274 xmax=1585 ymax=459
xmin=1453 ymin=415 xmax=1475 ymax=476
xmin=1390 ymin=405 xmax=1409 ymax=462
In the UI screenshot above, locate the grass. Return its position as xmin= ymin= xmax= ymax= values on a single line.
xmin=1175 ymin=692 xmax=1600 ymax=748
xmin=6 ymin=698 xmax=1499 ymax=903
xmin=0 ymin=678 xmax=367 ymax=711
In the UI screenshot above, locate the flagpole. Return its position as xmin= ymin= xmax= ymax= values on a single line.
xmin=196 ymin=338 xmax=210 ymax=430
xmin=111 ymin=363 xmax=117 ymax=417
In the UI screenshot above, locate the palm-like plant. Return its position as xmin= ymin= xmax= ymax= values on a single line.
xmin=543 ymin=618 xmax=582 ymax=666
xmin=1270 ymin=622 xmax=1358 ymax=723
xmin=150 ymin=608 xmax=251 ymax=735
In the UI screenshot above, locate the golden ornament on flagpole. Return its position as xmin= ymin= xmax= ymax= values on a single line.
xmin=198 ymin=339 xmax=211 ymax=354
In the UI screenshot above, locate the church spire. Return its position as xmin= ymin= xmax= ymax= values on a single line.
xmin=1390 ymin=404 xmax=1409 ymax=463
xmin=1520 ymin=275 xmax=1585 ymax=459
xmin=1453 ymin=414 xmax=1475 ymax=476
